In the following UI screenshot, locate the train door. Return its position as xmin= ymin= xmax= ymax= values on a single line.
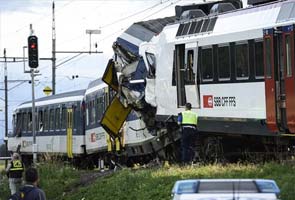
xmin=175 ymin=44 xmax=186 ymax=107
xmin=282 ymin=25 xmax=295 ymax=133
xmin=263 ymin=28 xmax=287 ymax=133
xmin=66 ymin=108 xmax=73 ymax=158
xmin=175 ymin=43 xmax=200 ymax=108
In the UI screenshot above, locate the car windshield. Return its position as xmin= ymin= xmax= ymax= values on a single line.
xmin=177 ymin=182 xmax=198 ymax=193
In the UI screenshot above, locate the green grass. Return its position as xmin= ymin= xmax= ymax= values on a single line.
xmin=61 ymin=162 xmax=295 ymax=200
xmin=0 ymin=162 xmax=80 ymax=200
xmin=0 ymin=161 xmax=4 ymax=171
xmin=1 ymin=162 xmax=295 ymax=200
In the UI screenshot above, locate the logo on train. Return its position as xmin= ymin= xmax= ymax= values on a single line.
xmin=203 ymin=95 xmax=236 ymax=108
xmin=203 ymin=95 xmax=214 ymax=108
xmin=91 ymin=133 xmax=96 ymax=142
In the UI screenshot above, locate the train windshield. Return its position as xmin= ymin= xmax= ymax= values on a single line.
xmin=11 ymin=112 xmax=22 ymax=137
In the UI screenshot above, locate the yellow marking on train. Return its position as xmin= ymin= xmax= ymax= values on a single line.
xmin=67 ymin=109 xmax=73 ymax=158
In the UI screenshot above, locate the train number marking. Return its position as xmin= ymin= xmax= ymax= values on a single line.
xmin=203 ymin=95 xmax=236 ymax=108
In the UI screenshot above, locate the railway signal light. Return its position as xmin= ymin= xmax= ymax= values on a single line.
xmin=28 ymin=35 xmax=39 ymax=68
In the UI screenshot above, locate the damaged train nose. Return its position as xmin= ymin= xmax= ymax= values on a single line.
xmin=101 ymin=17 xmax=175 ymax=136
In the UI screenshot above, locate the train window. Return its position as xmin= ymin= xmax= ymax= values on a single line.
xmin=49 ymin=109 xmax=54 ymax=130
xmin=194 ymin=20 xmax=203 ymax=34
xmin=12 ymin=114 xmax=16 ymax=136
xmin=104 ymin=91 xmax=109 ymax=109
xmin=185 ymin=49 xmax=195 ymax=84
xmin=44 ymin=109 xmax=48 ymax=131
xmin=16 ymin=113 xmax=22 ymax=135
xmin=146 ymin=52 xmax=156 ymax=78
xmin=89 ymin=100 xmax=96 ymax=125
xmin=22 ymin=112 xmax=27 ymax=132
xmin=72 ymin=106 xmax=76 ymax=129
xmin=176 ymin=24 xmax=185 ymax=36
xmin=265 ymin=38 xmax=272 ymax=78
xmin=38 ymin=110 xmax=43 ymax=132
xmin=176 ymin=44 xmax=186 ymax=106
xmin=172 ymin=50 xmax=176 ymax=86
xmin=235 ymin=42 xmax=249 ymax=79
xmin=88 ymin=101 xmax=92 ymax=124
xmin=254 ymin=40 xmax=264 ymax=78
xmin=97 ymin=97 xmax=101 ymax=121
xmin=285 ymin=34 xmax=292 ymax=77
xmin=188 ymin=21 xmax=197 ymax=35
xmin=207 ymin=17 xmax=217 ymax=32
xmin=61 ymin=108 xmax=67 ymax=129
xmin=218 ymin=45 xmax=230 ymax=80
xmin=55 ymin=108 xmax=60 ymax=130
xmin=201 ymin=47 xmax=213 ymax=81
xmin=97 ymin=96 xmax=104 ymax=121
xmin=201 ymin=18 xmax=210 ymax=33
xmin=182 ymin=23 xmax=190 ymax=35
xmin=86 ymin=104 xmax=89 ymax=126
xmin=27 ymin=112 xmax=32 ymax=132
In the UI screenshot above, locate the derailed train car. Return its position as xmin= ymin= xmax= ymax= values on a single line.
xmin=102 ymin=0 xmax=295 ymax=161
xmin=7 ymin=79 xmax=164 ymax=167
xmin=8 ymin=89 xmax=86 ymax=160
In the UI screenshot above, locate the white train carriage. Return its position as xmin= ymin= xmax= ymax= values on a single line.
xmin=7 ymin=78 xmax=162 ymax=166
xmin=102 ymin=0 xmax=295 ymax=160
xmin=8 ymin=74 xmax=169 ymax=168
xmin=145 ymin=0 xmax=295 ymax=136
xmin=8 ymin=90 xmax=86 ymax=161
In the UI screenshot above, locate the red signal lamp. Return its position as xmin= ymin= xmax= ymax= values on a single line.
xmin=30 ymin=43 xmax=36 ymax=49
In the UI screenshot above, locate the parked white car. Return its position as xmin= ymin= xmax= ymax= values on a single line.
xmin=171 ymin=179 xmax=281 ymax=200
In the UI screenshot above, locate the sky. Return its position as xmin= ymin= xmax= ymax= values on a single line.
xmin=0 ymin=0 xmax=248 ymax=139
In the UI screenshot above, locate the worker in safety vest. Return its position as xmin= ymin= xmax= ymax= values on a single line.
xmin=178 ymin=103 xmax=198 ymax=164
xmin=6 ymin=152 xmax=24 ymax=195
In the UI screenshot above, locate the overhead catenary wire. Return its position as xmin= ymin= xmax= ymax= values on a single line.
xmin=30 ymin=0 xmax=180 ymax=76
xmin=55 ymin=0 xmax=172 ymax=48
xmin=55 ymin=52 xmax=83 ymax=68
xmin=100 ymin=0 xmax=172 ymax=29
xmin=26 ymin=1 xmax=168 ymax=72
xmin=0 ymin=0 xmax=184 ymax=115
xmin=1 ymin=0 xmax=77 ymax=37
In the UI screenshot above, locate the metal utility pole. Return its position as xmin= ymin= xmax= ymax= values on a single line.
xmin=52 ymin=1 xmax=56 ymax=95
xmin=28 ymin=24 xmax=38 ymax=166
xmin=4 ymin=48 xmax=8 ymax=167
xmin=31 ymin=69 xmax=37 ymax=166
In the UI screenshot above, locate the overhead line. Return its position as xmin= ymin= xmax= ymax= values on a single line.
xmin=56 ymin=53 xmax=83 ymax=68
xmin=55 ymin=0 xmax=171 ymax=48
xmin=100 ymin=0 xmax=171 ymax=28
xmin=141 ymin=0 xmax=181 ymax=20
xmin=97 ymin=0 xmax=179 ymax=43
xmin=3 ymin=0 xmax=77 ymax=37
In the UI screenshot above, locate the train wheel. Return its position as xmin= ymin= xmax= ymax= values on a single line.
xmin=202 ymin=136 xmax=225 ymax=164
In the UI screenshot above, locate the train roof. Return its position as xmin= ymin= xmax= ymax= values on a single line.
xmin=87 ymin=78 xmax=104 ymax=89
xmin=85 ymin=78 xmax=107 ymax=96
xmin=16 ymin=89 xmax=86 ymax=109
xmin=175 ymin=0 xmax=243 ymax=20
xmin=160 ymin=0 xmax=295 ymax=47
xmin=116 ymin=16 xmax=175 ymax=57
xmin=125 ymin=16 xmax=176 ymax=42
xmin=113 ymin=0 xmax=244 ymax=58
